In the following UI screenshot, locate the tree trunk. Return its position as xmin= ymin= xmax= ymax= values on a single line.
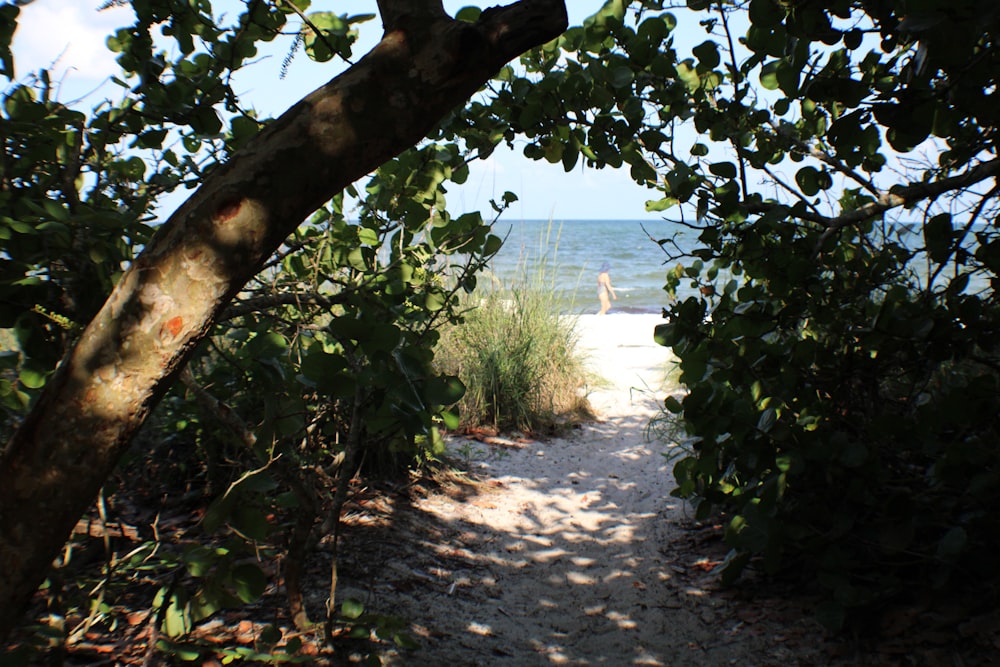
xmin=0 ymin=0 xmax=567 ymax=639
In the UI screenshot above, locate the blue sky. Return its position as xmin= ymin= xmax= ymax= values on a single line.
xmin=9 ymin=1 xmax=701 ymax=221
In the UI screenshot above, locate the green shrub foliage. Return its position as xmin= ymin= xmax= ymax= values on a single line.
xmin=473 ymin=0 xmax=1000 ymax=624
xmin=658 ymin=216 xmax=1000 ymax=624
xmin=0 ymin=1 xmax=502 ymax=653
xmin=5 ymin=0 xmax=1000 ymax=646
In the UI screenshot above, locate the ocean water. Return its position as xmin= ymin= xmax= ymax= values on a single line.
xmin=481 ymin=219 xmax=696 ymax=315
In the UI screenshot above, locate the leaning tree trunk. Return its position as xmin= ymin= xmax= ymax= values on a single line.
xmin=0 ymin=0 xmax=567 ymax=639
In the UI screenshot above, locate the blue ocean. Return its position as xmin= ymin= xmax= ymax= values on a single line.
xmin=482 ymin=218 xmax=697 ymax=315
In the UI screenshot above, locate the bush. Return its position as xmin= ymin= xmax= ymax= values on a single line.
xmin=657 ymin=216 xmax=1000 ymax=629
xmin=436 ymin=269 xmax=592 ymax=434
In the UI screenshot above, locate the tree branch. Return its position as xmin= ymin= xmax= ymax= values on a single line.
xmin=221 ymin=292 xmax=343 ymax=321
xmin=0 ymin=0 xmax=569 ymax=638
xmin=744 ymin=158 xmax=1000 ymax=252
xmin=377 ymin=0 xmax=447 ymax=33
xmin=813 ymin=158 xmax=1000 ymax=249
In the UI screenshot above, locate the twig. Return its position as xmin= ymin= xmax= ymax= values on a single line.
xmin=274 ymin=0 xmax=353 ymax=65
xmin=324 ymin=383 xmax=366 ymax=642
xmin=811 ymin=158 xmax=1000 ymax=253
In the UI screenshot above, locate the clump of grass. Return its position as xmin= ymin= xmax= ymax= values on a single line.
xmin=436 ymin=231 xmax=592 ymax=434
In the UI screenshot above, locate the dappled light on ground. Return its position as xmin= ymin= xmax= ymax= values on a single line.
xmin=327 ymin=314 xmax=844 ymax=665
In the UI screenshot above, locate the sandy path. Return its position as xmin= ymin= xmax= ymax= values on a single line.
xmin=336 ymin=314 xmax=833 ymax=665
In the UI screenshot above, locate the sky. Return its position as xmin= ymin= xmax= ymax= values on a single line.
xmin=7 ymin=0 xmax=699 ymax=222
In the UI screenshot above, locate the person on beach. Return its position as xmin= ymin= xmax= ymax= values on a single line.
xmin=597 ymin=262 xmax=616 ymax=315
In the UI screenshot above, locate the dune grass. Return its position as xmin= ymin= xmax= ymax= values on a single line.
xmin=435 ymin=230 xmax=592 ymax=434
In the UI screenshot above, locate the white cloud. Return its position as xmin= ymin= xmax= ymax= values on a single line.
xmin=11 ymin=0 xmax=131 ymax=96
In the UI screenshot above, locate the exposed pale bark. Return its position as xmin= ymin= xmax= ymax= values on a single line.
xmin=0 ymin=0 xmax=567 ymax=638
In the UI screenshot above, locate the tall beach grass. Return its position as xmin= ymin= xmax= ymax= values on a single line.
xmin=435 ymin=223 xmax=592 ymax=434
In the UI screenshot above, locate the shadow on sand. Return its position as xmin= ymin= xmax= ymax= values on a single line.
xmin=315 ymin=404 xmax=794 ymax=666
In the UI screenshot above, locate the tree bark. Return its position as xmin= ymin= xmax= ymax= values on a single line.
xmin=0 ymin=0 xmax=567 ymax=639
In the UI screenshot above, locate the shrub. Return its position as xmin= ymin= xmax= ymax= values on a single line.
xmin=436 ymin=266 xmax=592 ymax=433
xmin=657 ymin=217 xmax=1000 ymax=629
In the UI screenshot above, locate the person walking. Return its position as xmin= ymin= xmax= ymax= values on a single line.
xmin=597 ymin=262 xmax=616 ymax=315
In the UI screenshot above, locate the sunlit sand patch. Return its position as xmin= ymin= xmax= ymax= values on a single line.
xmin=522 ymin=533 xmax=555 ymax=547
xmin=532 ymin=547 xmax=571 ymax=563
xmin=606 ymin=610 xmax=638 ymax=630
xmin=602 ymin=569 xmax=634 ymax=583
xmin=466 ymin=622 xmax=494 ymax=636
xmin=566 ymin=570 xmax=598 ymax=585
xmin=613 ymin=446 xmax=653 ymax=461
xmin=603 ymin=523 xmax=638 ymax=542
xmin=532 ymin=642 xmax=571 ymax=664
xmin=633 ymin=653 xmax=666 ymax=666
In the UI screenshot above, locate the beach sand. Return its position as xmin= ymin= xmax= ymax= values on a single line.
xmin=336 ymin=313 xmax=842 ymax=665
xmin=573 ymin=313 xmax=676 ymax=418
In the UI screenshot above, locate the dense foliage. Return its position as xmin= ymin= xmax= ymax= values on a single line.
xmin=5 ymin=0 xmax=1000 ymax=656
xmin=0 ymin=0 xmax=516 ymax=659
xmin=477 ymin=0 xmax=1000 ymax=626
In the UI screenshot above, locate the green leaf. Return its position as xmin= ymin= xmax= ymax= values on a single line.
xmin=425 ymin=290 xmax=447 ymax=311
xmin=455 ymin=6 xmax=482 ymax=22
xmin=924 ymin=214 xmax=953 ymax=264
xmin=341 ymin=598 xmax=365 ymax=620
xmin=426 ymin=375 xmax=465 ymax=405
xmin=756 ymin=407 xmax=776 ymax=433
xmin=162 ymin=592 xmax=194 ymax=638
xmin=301 ymin=347 xmax=347 ymax=384
xmin=18 ymin=365 xmax=47 ymax=390
xmin=675 ymin=60 xmax=700 ymax=90
xmin=191 ymin=106 xmax=222 ymax=135
xmin=183 ymin=545 xmax=217 ymax=577
xmin=231 ymin=563 xmax=268 ymax=603
xmin=155 ymin=639 xmax=202 ymax=661
xmin=258 ymin=623 xmax=282 ymax=647
xmin=232 ymin=505 xmax=272 ymax=541
xmin=936 ymin=527 xmax=967 ymax=559
xmin=608 ymin=66 xmax=633 ymax=89
xmin=440 ymin=409 xmax=460 ymax=430
xmin=759 ymin=61 xmax=781 ymax=90
xmin=709 ymin=162 xmax=737 ymax=179
xmin=645 ymin=196 xmax=679 ymax=212
xmin=229 ymin=115 xmax=260 ymax=148
xmin=394 ymin=632 xmax=421 ymax=650
xmin=794 ymin=166 xmax=820 ymax=196
xmin=692 ymin=40 xmax=720 ymax=69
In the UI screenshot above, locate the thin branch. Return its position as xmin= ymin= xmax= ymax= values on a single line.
xmin=221 ymin=292 xmax=344 ymax=321
xmin=813 ymin=158 xmax=1000 ymax=249
xmin=762 ymin=163 xmax=824 ymax=217
xmin=807 ymin=143 xmax=880 ymax=196
xmin=718 ymin=2 xmax=749 ymax=200
xmin=926 ymin=183 xmax=1000 ymax=288
xmin=275 ymin=0 xmax=352 ymax=65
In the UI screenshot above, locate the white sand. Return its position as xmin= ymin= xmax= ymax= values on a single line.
xmin=573 ymin=313 xmax=676 ymax=418
xmin=361 ymin=313 xmax=835 ymax=665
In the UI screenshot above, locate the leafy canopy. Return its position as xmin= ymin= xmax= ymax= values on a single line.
xmin=480 ymin=0 xmax=1000 ymax=627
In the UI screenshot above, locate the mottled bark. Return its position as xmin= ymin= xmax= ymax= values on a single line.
xmin=0 ymin=0 xmax=567 ymax=638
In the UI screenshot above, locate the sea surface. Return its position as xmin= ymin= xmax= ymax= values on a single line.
xmin=480 ymin=218 xmax=994 ymax=315
xmin=481 ymin=218 xmax=697 ymax=315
